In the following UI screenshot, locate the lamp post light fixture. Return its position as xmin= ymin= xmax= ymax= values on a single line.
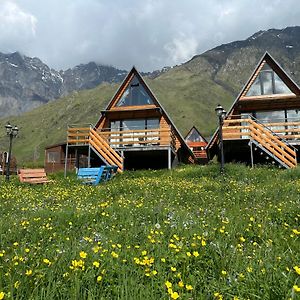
xmin=5 ymin=122 xmax=19 ymax=181
xmin=215 ymin=104 xmax=226 ymax=174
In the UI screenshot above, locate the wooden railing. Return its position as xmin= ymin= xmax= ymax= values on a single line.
xmin=186 ymin=142 xmax=207 ymax=159
xmin=67 ymin=125 xmax=177 ymax=172
xmin=68 ymin=127 xmax=123 ymax=172
xmin=223 ymin=116 xmax=300 ymax=141
xmin=222 ymin=116 xmax=297 ymax=168
xmin=98 ymin=127 xmax=176 ymax=150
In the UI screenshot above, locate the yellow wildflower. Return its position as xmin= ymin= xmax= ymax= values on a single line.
xmin=221 ymin=270 xmax=227 ymax=276
xmin=293 ymin=285 xmax=300 ymax=292
xmin=25 ymin=270 xmax=32 ymax=276
xmin=292 ymin=229 xmax=300 ymax=235
xmin=186 ymin=284 xmax=193 ymax=291
xmin=171 ymin=266 xmax=177 ymax=272
xmin=171 ymin=291 xmax=179 ymax=299
xmin=165 ymin=281 xmax=172 ymax=289
xmin=111 ymin=251 xmax=119 ymax=258
xmin=178 ymin=281 xmax=184 ymax=288
xmin=97 ymin=275 xmax=102 ymax=282
xmin=193 ymin=251 xmax=199 ymax=257
xmin=294 ymin=266 xmax=300 ymax=275
xmin=186 ymin=252 xmax=192 ymax=257
xmin=0 ymin=292 xmax=4 ymax=300
xmin=214 ymin=292 xmax=223 ymax=299
xmin=43 ymin=258 xmax=51 ymax=266
xmin=79 ymin=251 xmax=87 ymax=259
xmin=93 ymin=261 xmax=100 ymax=268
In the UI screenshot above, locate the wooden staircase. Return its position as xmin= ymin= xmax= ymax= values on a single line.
xmin=67 ymin=126 xmax=123 ymax=172
xmin=248 ymin=119 xmax=297 ymax=169
xmin=223 ymin=117 xmax=297 ymax=169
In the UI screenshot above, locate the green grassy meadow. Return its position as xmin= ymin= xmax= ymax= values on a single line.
xmin=0 ymin=164 xmax=300 ymax=299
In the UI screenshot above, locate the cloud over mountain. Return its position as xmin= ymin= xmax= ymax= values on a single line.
xmin=0 ymin=0 xmax=299 ymax=71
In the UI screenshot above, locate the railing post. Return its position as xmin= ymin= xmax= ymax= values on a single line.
xmin=168 ymin=146 xmax=172 ymax=170
xmin=64 ymin=140 xmax=69 ymax=178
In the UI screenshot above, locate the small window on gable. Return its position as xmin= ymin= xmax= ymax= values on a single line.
xmin=246 ymin=63 xmax=293 ymax=96
xmin=116 ymin=75 xmax=154 ymax=107
xmin=186 ymin=128 xmax=204 ymax=143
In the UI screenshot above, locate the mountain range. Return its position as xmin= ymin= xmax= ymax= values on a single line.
xmin=1 ymin=26 xmax=300 ymax=164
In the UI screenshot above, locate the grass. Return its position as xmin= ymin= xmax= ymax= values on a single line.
xmin=0 ymin=164 xmax=300 ymax=299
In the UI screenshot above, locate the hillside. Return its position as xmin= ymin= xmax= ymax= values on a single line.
xmin=1 ymin=26 xmax=300 ymax=164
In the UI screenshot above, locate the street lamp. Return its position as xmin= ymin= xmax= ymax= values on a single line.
xmin=215 ymin=104 xmax=226 ymax=174
xmin=5 ymin=122 xmax=19 ymax=181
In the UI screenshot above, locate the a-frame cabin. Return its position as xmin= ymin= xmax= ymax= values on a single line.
xmin=185 ymin=126 xmax=208 ymax=163
xmin=207 ymin=52 xmax=300 ymax=169
xmin=65 ymin=67 xmax=194 ymax=172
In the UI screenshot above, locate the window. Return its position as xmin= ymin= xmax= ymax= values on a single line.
xmin=116 ymin=75 xmax=153 ymax=107
xmin=47 ymin=152 xmax=60 ymax=163
xmin=255 ymin=110 xmax=285 ymax=133
xmin=246 ymin=63 xmax=293 ymax=96
xmin=185 ymin=128 xmax=203 ymax=142
xmin=109 ymin=118 xmax=160 ymax=147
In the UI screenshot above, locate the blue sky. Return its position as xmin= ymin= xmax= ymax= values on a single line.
xmin=0 ymin=0 xmax=299 ymax=71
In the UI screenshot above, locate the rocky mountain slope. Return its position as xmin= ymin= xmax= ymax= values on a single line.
xmin=1 ymin=26 xmax=300 ymax=163
xmin=0 ymin=53 xmax=128 ymax=117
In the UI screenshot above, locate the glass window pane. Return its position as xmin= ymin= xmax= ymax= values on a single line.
xmin=116 ymin=75 xmax=153 ymax=106
xmin=260 ymin=71 xmax=273 ymax=95
xmin=146 ymin=118 xmax=159 ymax=129
xmin=47 ymin=152 xmax=60 ymax=163
xmin=274 ymin=73 xmax=292 ymax=94
xmin=287 ymin=109 xmax=300 ymax=121
xmin=123 ymin=119 xmax=145 ymax=130
xmin=246 ymin=77 xmax=262 ymax=96
xmin=286 ymin=109 xmax=300 ymax=138
xmin=186 ymin=128 xmax=203 ymax=142
xmin=255 ymin=110 xmax=285 ymax=133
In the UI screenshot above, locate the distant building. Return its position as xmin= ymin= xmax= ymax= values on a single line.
xmin=185 ymin=126 xmax=208 ymax=164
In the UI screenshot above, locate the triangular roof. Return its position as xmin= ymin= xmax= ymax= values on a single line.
xmin=185 ymin=126 xmax=208 ymax=143
xmin=95 ymin=66 xmax=194 ymax=156
xmin=227 ymin=51 xmax=300 ymax=117
xmin=207 ymin=51 xmax=300 ymax=151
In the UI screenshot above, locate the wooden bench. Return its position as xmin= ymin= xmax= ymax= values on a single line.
xmin=19 ymin=168 xmax=51 ymax=184
xmin=77 ymin=166 xmax=118 ymax=185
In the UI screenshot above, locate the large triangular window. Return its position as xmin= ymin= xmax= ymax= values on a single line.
xmin=186 ymin=128 xmax=205 ymax=143
xmin=116 ymin=75 xmax=154 ymax=107
xmin=246 ymin=63 xmax=293 ymax=96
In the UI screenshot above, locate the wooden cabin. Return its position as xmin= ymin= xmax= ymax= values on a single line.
xmin=185 ymin=126 xmax=208 ymax=163
xmin=46 ymin=67 xmax=194 ymax=173
xmin=207 ymin=52 xmax=300 ymax=169
xmin=0 ymin=152 xmax=17 ymax=175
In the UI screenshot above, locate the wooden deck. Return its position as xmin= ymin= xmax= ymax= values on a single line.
xmin=67 ymin=126 xmax=177 ymax=151
xmin=223 ymin=116 xmax=300 ymax=142
xmin=222 ymin=115 xmax=297 ymax=168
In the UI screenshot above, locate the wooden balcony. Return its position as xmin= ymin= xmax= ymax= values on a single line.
xmin=223 ymin=115 xmax=300 ymax=143
xmin=67 ymin=126 xmax=177 ymax=151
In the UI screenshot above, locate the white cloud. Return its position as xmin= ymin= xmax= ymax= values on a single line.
xmin=0 ymin=0 xmax=299 ymax=71
xmin=0 ymin=1 xmax=37 ymax=51
xmin=164 ymin=33 xmax=198 ymax=64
